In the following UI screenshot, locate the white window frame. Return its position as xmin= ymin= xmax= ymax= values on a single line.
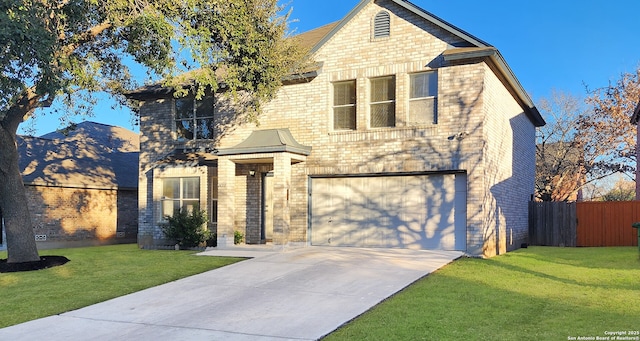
xmin=161 ymin=177 xmax=200 ymax=219
xmin=370 ymin=76 xmax=396 ymax=128
xmin=332 ymin=80 xmax=357 ymax=131
xmin=409 ymin=71 xmax=438 ymax=125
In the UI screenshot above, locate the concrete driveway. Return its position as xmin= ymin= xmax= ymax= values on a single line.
xmin=0 ymin=246 xmax=463 ymax=341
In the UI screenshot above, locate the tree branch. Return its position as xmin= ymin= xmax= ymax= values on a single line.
xmin=59 ymin=21 xmax=112 ymax=58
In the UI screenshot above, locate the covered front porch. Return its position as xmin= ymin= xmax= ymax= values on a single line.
xmin=215 ymin=129 xmax=311 ymax=247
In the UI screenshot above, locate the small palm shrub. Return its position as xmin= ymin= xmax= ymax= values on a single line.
xmin=162 ymin=206 xmax=209 ymax=248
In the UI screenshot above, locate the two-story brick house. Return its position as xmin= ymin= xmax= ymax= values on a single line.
xmin=129 ymin=0 xmax=545 ymax=257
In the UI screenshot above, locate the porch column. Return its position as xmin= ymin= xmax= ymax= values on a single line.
xmin=217 ymin=157 xmax=236 ymax=247
xmin=272 ymin=153 xmax=292 ymax=245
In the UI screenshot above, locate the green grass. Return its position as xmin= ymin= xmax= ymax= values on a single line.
xmin=0 ymin=244 xmax=243 ymax=328
xmin=324 ymin=247 xmax=640 ymax=341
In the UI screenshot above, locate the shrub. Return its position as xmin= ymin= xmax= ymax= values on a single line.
xmin=234 ymin=230 xmax=244 ymax=245
xmin=162 ymin=206 xmax=209 ymax=248
xmin=206 ymin=233 xmax=217 ymax=247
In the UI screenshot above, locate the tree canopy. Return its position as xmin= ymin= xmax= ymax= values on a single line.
xmin=535 ymin=67 xmax=640 ymax=202
xmin=0 ymin=0 xmax=307 ymax=263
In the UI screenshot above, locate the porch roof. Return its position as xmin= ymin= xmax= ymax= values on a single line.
xmin=217 ymin=129 xmax=312 ymax=157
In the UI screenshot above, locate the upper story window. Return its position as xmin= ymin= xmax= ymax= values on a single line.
xmin=333 ymin=80 xmax=356 ymax=130
xmin=175 ymin=96 xmax=215 ymax=141
xmin=161 ymin=177 xmax=200 ymax=218
xmin=373 ymin=11 xmax=391 ymax=39
xmin=370 ymin=76 xmax=396 ymax=128
xmin=409 ymin=71 xmax=438 ymax=125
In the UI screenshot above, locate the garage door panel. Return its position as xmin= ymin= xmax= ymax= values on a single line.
xmin=311 ymin=174 xmax=467 ymax=251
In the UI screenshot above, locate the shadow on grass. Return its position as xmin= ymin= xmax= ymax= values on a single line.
xmin=509 ymin=246 xmax=640 ymax=270
xmin=324 ymin=255 xmax=640 ymax=341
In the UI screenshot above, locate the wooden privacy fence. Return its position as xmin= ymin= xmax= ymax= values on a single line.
xmin=529 ymin=201 xmax=640 ymax=247
xmin=576 ymin=201 xmax=640 ymax=247
xmin=529 ymin=202 xmax=577 ymax=246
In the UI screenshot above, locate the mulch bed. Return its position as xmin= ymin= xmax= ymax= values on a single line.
xmin=0 ymin=256 xmax=70 ymax=273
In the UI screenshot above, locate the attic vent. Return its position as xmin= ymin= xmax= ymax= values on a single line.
xmin=373 ymin=11 xmax=390 ymax=39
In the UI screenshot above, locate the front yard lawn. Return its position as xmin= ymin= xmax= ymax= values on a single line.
xmin=0 ymin=244 xmax=244 ymax=328
xmin=324 ymin=247 xmax=640 ymax=341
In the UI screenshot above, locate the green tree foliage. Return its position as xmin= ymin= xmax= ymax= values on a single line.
xmin=0 ymin=0 xmax=308 ymax=263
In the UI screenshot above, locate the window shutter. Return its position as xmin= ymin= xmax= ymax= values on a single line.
xmin=373 ymin=11 xmax=390 ymax=39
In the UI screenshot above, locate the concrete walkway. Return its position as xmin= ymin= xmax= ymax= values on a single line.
xmin=0 ymin=246 xmax=463 ymax=341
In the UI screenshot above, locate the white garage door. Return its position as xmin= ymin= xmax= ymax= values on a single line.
xmin=310 ymin=174 xmax=466 ymax=250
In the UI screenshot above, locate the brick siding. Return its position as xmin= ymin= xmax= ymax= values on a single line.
xmin=25 ymin=185 xmax=138 ymax=248
xmin=136 ymin=0 xmax=537 ymax=257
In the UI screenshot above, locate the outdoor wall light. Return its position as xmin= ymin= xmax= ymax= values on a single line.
xmin=448 ymin=131 xmax=469 ymax=141
xmin=249 ymin=170 xmax=256 ymax=177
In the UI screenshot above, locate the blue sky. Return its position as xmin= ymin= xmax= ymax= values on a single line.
xmin=21 ymin=0 xmax=640 ymax=136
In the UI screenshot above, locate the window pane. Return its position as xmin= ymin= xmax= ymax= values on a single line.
xmin=410 ymin=72 xmax=437 ymax=98
xmin=371 ymin=77 xmax=395 ymax=102
xmin=175 ymin=98 xmax=194 ymax=119
xmin=163 ymin=179 xmax=180 ymax=199
xmin=371 ymin=103 xmax=396 ymax=127
xmin=182 ymin=178 xmax=200 ymax=199
xmin=409 ymin=98 xmax=437 ymax=125
xmin=176 ymin=120 xmax=194 ymax=140
xmin=334 ymin=81 xmax=355 ymax=106
xmin=196 ymin=118 xmax=215 ymax=139
xmin=210 ymin=177 xmax=218 ymax=198
xmin=182 ymin=200 xmax=200 ymax=213
xmin=162 ymin=199 xmax=180 ymax=217
xmin=195 ymin=96 xmax=215 ymax=118
xmin=210 ymin=200 xmax=218 ymax=224
xmin=334 ymin=106 xmax=356 ymax=130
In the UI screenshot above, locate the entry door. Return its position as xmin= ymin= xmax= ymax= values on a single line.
xmin=262 ymin=172 xmax=274 ymax=242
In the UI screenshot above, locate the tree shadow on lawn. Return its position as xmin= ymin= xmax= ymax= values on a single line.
xmin=0 ymin=256 xmax=69 ymax=273
xmin=325 ymin=266 xmax=637 ymax=341
xmin=485 ymin=253 xmax=640 ymax=291
xmin=512 ymin=247 xmax=640 ymax=270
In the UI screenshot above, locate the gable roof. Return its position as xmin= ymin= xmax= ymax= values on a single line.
xmin=19 ymin=122 xmax=140 ymax=190
xmin=303 ymin=0 xmax=545 ymax=127
xmin=296 ymin=22 xmax=340 ymax=51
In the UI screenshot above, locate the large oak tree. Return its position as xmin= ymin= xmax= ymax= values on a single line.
xmin=0 ymin=0 xmax=306 ymax=263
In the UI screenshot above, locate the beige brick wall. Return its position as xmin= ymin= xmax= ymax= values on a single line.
xmin=25 ymin=185 xmax=137 ymax=247
xmin=136 ymin=0 xmax=536 ymax=256
xmin=481 ymin=64 xmax=536 ymax=256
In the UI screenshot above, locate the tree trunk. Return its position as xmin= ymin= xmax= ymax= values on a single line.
xmin=0 ymin=124 xmax=40 ymax=263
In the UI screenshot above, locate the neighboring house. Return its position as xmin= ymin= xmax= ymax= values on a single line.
xmin=535 ymin=142 xmax=585 ymax=202
xmin=129 ymin=0 xmax=545 ymax=257
xmin=9 ymin=121 xmax=139 ymax=249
